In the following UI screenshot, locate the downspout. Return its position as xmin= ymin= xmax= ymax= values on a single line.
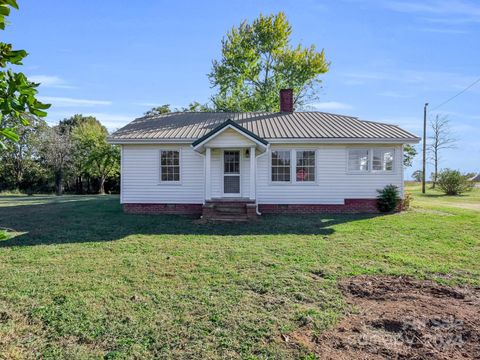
xmin=255 ymin=145 xmax=270 ymax=216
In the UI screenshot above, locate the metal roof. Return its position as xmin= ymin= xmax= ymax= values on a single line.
xmin=109 ymin=112 xmax=420 ymax=143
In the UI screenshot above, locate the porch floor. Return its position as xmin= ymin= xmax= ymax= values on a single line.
xmin=207 ymin=198 xmax=255 ymax=203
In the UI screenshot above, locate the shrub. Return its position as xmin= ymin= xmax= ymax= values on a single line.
xmin=436 ymin=169 xmax=474 ymax=195
xmin=377 ymin=184 xmax=400 ymax=212
xmin=0 ymin=230 xmax=8 ymax=241
xmin=402 ymin=192 xmax=413 ymax=210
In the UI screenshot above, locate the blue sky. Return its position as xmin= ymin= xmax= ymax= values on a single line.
xmin=4 ymin=0 xmax=480 ymax=176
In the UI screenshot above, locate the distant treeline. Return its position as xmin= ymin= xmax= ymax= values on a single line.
xmin=0 ymin=115 xmax=119 ymax=195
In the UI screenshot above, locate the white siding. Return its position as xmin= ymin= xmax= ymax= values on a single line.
xmin=206 ymin=128 xmax=256 ymax=148
xmin=256 ymin=144 xmax=404 ymax=204
xmin=121 ymin=145 xmax=204 ymax=204
xmin=121 ymin=143 xmax=404 ymax=205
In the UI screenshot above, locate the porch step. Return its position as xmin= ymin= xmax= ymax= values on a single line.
xmin=214 ymin=204 xmax=247 ymax=214
xmin=204 ymin=214 xmax=249 ymax=222
xmin=202 ymin=200 xmax=257 ymax=221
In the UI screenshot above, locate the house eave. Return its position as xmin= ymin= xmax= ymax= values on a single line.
xmin=108 ymin=137 xmax=420 ymax=145
xmin=266 ymin=137 xmax=421 ymax=144
xmin=107 ymin=138 xmax=195 ymax=145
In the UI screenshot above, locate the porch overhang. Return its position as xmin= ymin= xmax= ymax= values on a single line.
xmin=191 ymin=119 xmax=269 ymax=153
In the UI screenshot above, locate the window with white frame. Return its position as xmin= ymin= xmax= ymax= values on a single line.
xmin=271 ymin=150 xmax=291 ymax=182
xmin=348 ymin=148 xmax=395 ymax=172
xmin=160 ymin=150 xmax=180 ymax=182
xmin=295 ymin=150 xmax=315 ymax=182
xmin=348 ymin=149 xmax=370 ymax=172
xmin=373 ymin=148 xmax=394 ymax=171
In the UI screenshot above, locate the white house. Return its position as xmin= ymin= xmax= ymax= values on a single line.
xmin=109 ymin=90 xmax=420 ymax=220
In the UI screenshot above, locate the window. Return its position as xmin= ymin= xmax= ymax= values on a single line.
xmin=160 ymin=150 xmax=180 ymax=182
xmin=296 ymin=150 xmax=315 ymax=182
xmin=348 ymin=149 xmax=369 ymax=171
xmin=271 ymin=150 xmax=291 ymax=182
xmin=348 ymin=148 xmax=395 ymax=173
xmin=373 ymin=148 xmax=394 ymax=171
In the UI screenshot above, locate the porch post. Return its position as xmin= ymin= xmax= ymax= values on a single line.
xmin=249 ymin=146 xmax=256 ymax=200
xmin=205 ymin=147 xmax=211 ymax=201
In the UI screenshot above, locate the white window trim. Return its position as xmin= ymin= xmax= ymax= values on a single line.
xmin=346 ymin=147 xmax=396 ymax=174
xmin=159 ymin=148 xmax=182 ymax=185
xmin=269 ymin=149 xmax=319 ymax=185
xmin=293 ymin=149 xmax=318 ymax=184
xmin=221 ymin=149 xmax=242 ymax=197
xmin=371 ymin=148 xmax=395 ymax=173
xmin=269 ymin=148 xmax=293 ymax=185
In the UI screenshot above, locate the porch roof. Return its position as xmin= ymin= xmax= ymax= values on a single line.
xmin=192 ymin=119 xmax=269 ymax=153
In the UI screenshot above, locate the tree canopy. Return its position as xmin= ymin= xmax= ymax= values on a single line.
xmin=209 ymin=12 xmax=329 ymax=112
xmin=71 ymin=119 xmax=120 ymax=194
xmin=0 ymin=0 xmax=50 ymax=147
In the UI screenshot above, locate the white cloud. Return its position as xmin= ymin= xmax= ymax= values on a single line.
xmin=39 ymin=96 xmax=112 ymax=107
xmin=133 ymin=102 xmax=159 ymax=107
xmin=29 ymin=75 xmax=75 ymax=89
xmin=343 ymin=70 xmax=480 ymax=93
xmin=372 ymin=116 xmax=423 ymax=133
xmin=417 ymin=27 xmax=469 ymax=34
xmin=308 ymin=101 xmax=353 ymax=111
xmin=45 ymin=111 xmax=134 ymax=131
xmin=386 ymin=0 xmax=480 ymax=16
xmin=385 ymin=0 xmax=480 ymax=23
xmin=83 ymin=112 xmax=134 ymax=131
xmin=377 ymin=91 xmax=413 ymax=99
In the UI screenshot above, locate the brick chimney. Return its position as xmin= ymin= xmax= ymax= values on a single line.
xmin=280 ymin=89 xmax=293 ymax=112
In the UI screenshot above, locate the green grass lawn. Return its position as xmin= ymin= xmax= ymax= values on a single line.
xmin=0 ymin=187 xmax=479 ymax=359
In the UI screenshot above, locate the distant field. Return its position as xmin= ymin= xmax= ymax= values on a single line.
xmin=405 ymin=182 xmax=480 ymax=211
xmin=0 ymin=186 xmax=479 ymax=359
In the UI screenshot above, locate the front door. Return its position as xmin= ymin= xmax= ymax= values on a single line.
xmin=223 ymin=150 xmax=241 ymax=196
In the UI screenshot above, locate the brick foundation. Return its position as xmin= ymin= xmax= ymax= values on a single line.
xmin=258 ymin=199 xmax=380 ymax=214
xmin=123 ymin=199 xmax=387 ymax=215
xmin=123 ymin=203 xmax=203 ymax=215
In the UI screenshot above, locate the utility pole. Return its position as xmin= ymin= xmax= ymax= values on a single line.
xmin=422 ymin=103 xmax=428 ymax=194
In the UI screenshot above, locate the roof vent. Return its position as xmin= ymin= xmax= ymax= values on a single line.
xmin=280 ymin=89 xmax=293 ymax=112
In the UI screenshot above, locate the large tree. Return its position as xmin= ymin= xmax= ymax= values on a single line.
xmin=72 ymin=120 xmax=120 ymax=195
xmin=0 ymin=115 xmax=49 ymax=192
xmin=209 ymin=12 xmax=329 ymax=112
xmin=0 ymin=0 xmax=50 ymax=147
xmin=41 ymin=126 xmax=72 ymax=196
xmin=403 ymin=144 xmax=417 ymax=168
xmin=144 ymin=102 xmax=212 ymax=117
xmin=428 ymin=115 xmax=456 ymax=188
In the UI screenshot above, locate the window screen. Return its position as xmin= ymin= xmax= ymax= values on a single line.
xmin=373 ymin=148 xmax=394 ymax=171
xmin=296 ymin=150 xmax=315 ymax=182
xmin=271 ymin=150 xmax=291 ymax=182
xmin=160 ymin=150 xmax=180 ymax=181
xmin=348 ymin=149 xmax=369 ymax=171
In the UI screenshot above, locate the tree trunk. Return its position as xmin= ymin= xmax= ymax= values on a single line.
xmin=76 ymin=175 xmax=83 ymax=194
xmin=55 ymin=168 xmax=64 ymax=196
xmin=99 ymin=176 xmax=106 ymax=195
xmin=432 ymin=148 xmax=438 ymax=189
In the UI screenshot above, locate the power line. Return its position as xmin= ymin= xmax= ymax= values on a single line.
xmin=430 ymin=76 xmax=480 ymax=111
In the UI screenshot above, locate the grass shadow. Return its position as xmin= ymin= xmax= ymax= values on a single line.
xmin=0 ymin=195 xmax=381 ymax=247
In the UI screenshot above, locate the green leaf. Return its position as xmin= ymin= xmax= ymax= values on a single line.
xmin=5 ymin=0 xmax=19 ymax=10
xmin=0 ymin=5 xmax=10 ymax=17
xmin=0 ymin=128 xmax=19 ymax=141
xmin=34 ymin=101 xmax=51 ymax=110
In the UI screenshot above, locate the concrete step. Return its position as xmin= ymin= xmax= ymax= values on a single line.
xmin=213 ymin=205 xmax=247 ymax=214
xmin=204 ymin=215 xmax=249 ymax=222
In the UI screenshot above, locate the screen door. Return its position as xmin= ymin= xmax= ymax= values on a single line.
xmin=223 ymin=150 xmax=240 ymax=195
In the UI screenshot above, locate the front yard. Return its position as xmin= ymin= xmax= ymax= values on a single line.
xmin=0 ymin=185 xmax=479 ymax=359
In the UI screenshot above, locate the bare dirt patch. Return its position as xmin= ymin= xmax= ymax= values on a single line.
xmin=288 ymin=276 xmax=480 ymax=359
